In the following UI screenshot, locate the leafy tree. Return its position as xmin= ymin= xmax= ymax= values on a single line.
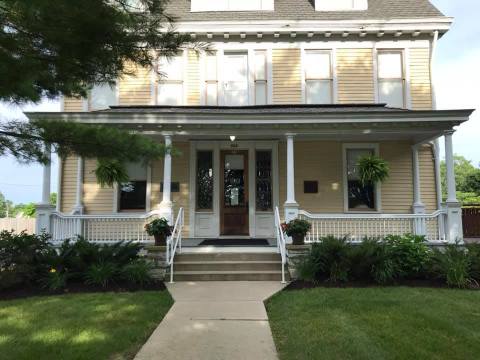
xmin=441 ymin=155 xmax=480 ymax=204
xmin=0 ymin=0 xmax=196 ymax=184
xmin=0 ymin=192 xmax=14 ymax=217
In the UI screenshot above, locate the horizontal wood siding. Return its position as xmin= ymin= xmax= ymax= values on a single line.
xmin=119 ymin=62 xmax=152 ymax=105
xmin=380 ymin=142 xmax=414 ymax=213
xmin=419 ymin=144 xmax=438 ymax=212
xmin=409 ymin=48 xmax=432 ymax=110
xmin=83 ymin=159 xmax=114 ymax=214
xmin=337 ymin=48 xmax=375 ymax=103
xmin=272 ymin=48 xmax=302 ymax=104
xmin=63 ymin=97 xmax=84 ymax=112
xmin=60 ymin=156 xmax=78 ymax=213
xmin=186 ymin=50 xmax=201 ymax=105
xmin=151 ymin=142 xmax=190 ymax=235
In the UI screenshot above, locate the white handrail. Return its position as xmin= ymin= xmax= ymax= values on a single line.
xmin=167 ymin=208 xmax=184 ymax=284
xmin=275 ymin=207 xmax=287 ymax=284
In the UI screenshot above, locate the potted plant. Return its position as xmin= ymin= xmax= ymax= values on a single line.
xmin=357 ymin=154 xmax=390 ymax=186
xmin=282 ymin=219 xmax=311 ymax=245
xmin=145 ymin=218 xmax=172 ymax=246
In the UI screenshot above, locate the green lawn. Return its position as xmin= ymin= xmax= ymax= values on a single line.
xmin=266 ymin=287 xmax=480 ymax=360
xmin=0 ymin=290 xmax=173 ymax=360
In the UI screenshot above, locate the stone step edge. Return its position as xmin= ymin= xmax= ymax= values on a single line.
xmin=173 ymin=260 xmax=282 ymax=265
xmin=169 ymin=270 xmax=284 ymax=275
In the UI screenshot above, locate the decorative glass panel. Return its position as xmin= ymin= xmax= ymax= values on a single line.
xmin=306 ymin=80 xmax=332 ymax=104
xmin=224 ymin=154 xmax=246 ymax=207
xmin=256 ymin=151 xmax=272 ymax=211
xmin=196 ymin=151 xmax=213 ymax=210
xmin=347 ymin=149 xmax=375 ymax=211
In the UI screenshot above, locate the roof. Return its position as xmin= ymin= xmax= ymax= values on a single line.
xmin=100 ymin=103 xmax=407 ymax=114
xmin=166 ymin=0 xmax=445 ymax=22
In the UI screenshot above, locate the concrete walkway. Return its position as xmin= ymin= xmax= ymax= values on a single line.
xmin=135 ymin=282 xmax=285 ymax=360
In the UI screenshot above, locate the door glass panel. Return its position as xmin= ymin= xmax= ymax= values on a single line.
xmin=256 ymin=151 xmax=272 ymax=211
xmin=224 ymin=154 xmax=245 ymax=207
xmin=196 ymin=151 xmax=213 ymax=210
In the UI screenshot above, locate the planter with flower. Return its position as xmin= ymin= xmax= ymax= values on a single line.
xmin=282 ymin=219 xmax=311 ymax=245
xmin=145 ymin=218 xmax=172 ymax=246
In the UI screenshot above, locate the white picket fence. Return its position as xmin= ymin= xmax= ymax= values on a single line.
xmin=298 ymin=210 xmax=447 ymax=243
xmin=0 ymin=218 xmax=36 ymax=234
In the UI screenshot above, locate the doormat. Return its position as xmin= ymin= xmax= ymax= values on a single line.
xmin=199 ymin=238 xmax=270 ymax=246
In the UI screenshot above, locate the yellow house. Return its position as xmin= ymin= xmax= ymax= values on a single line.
xmin=27 ymin=0 xmax=473 ymax=253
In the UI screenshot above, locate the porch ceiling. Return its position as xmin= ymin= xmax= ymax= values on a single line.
xmin=25 ymin=104 xmax=474 ymax=144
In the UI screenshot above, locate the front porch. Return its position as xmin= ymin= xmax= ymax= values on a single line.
xmin=30 ymin=104 xmax=472 ymax=245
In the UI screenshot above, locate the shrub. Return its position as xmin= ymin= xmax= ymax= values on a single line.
xmin=308 ymin=236 xmax=351 ymax=283
xmin=40 ymin=269 xmax=67 ymax=291
xmin=466 ymin=244 xmax=480 ymax=281
xmin=384 ymin=234 xmax=430 ymax=279
xmin=431 ymin=244 xmax=475 ymax=288
xmin=122 ymin=259 xmax=154 ymax=287
xmin=0 ymin=231 xmax=54 ymax=289
xmin=84 ymin=262 xmax=118 ymax=288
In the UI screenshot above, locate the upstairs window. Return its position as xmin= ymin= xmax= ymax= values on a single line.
xmin=315 ymin=0 xmax=368 ymax=11
xmin=305 ymin=50 xmax=333 ymax=105
xmin=119 ymin=163 xmax=147 ymax=212
xmin=90 ymin=83 xmax=117 ymax=110
xmin=158 ymin=53 xmax=184 ymax=105
xmin=377 ymin=51 xmax=405 ymax=108
xmin=205 ymin=52 xmax=218 ymax=105
xmin=254 ymin=50 xmax=268 ymax=105
xmin=191 ymin=0 xmax=274 ymax=12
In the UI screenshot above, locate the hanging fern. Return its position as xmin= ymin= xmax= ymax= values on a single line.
xmin=358 ymin=155 xmax=390 ymax=186
xmin=95 ymin=159 xmax=129 ymax=187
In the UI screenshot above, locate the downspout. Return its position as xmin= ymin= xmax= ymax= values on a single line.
xmin=430 ymin=30 xmax=443 ymax=210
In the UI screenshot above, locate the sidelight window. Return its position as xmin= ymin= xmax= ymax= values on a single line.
xmin=256 ymin=151 xmax=272 ymax=211
xmin=196 ymin=151 xmax=214 ymax=210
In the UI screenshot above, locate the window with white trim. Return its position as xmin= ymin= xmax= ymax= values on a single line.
xmin=90 ymin=83 xmax=117 ymax=110
xmin=158 ymin=53 xmax=184 ymax=105
xmin=305 ymin=50 xmax=333 ymax=104
xmin=119 ymin=163 xmax=147 ymax=211
xmin=205 ymin=52 xmax=218 ymax=105
xmin=344 ymin=146 xmax=377 ymax=211
xmin=254 ymin=50 xmax=268 ymax=105
xmin=191 ymin=0 xmax=274 ymax=12
xmin=377 ymin=50 xmax=405 ymax=108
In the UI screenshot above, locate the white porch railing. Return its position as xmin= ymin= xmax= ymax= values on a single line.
xmin=166 ymin=208 xmax=185 ymax=283
xmin=298 ymin=210 xmax=447 ymax=243
xmin=275 ymin=207 xmax=287 ymax=284
xmin=50 ymin=210 xmax=164 ymax=243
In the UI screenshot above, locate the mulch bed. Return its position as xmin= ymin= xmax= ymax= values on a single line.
xmin=0 ymin=281 xmax=167 ymax=301
xmin=284 ymin=279 xmax=479 ymax=291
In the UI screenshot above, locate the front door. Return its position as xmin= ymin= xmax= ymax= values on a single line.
xmin=221 ymin=150 xmax=249 ymax=235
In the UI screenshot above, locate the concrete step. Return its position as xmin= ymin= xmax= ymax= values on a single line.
xmin=175 ymin=252 xmax=280 ymax=262
xmin=171 ymin=270 xmax=286 ymax=282
xmin=173 ymin=260 xmax=282 ymax=272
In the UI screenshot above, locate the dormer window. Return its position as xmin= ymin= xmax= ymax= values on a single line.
xmin=191 ymin=0 xmax=274 ymax=12
xmin=315 ymin=0 xmax=368 ymax=11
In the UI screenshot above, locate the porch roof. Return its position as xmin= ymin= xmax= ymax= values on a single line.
xmin=25 ymin=104 xmax=474 ymax=144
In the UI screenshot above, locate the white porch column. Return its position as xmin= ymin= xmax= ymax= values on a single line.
xmin=72 ymin=157 xmax=84 ymax=214
xmin=36 ymin=144 xmax=55 ymax=234
xmin=444 ymin=130 xmax=463 ymax=243
xmin=412 ymin=145 xmax=426 ymax=235
xmin=159 ymin=135 xmax=173 ymax=223
xmin=284 ymin=134 xmax=299 ymax=225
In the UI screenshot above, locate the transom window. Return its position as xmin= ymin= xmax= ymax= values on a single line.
xmin=305 ymin=50 xmax=333 ymax=104
xmin=377 ymin=50 xmax=405 ymax=108
xmin=158 ymin=53 xmax=184 ymax=105
xmin=344 ymin=147 xmax=378 ymax=212
xmin=119 ymin=163 xmax=147 ymax=211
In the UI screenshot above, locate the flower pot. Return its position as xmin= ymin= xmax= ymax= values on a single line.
xmin=292 ymin=234 xmax=305 ymax=246
xmin=154 ymin=233 xmax=167 ymax=246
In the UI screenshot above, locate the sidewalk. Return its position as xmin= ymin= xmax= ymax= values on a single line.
xmin=135 ymin=281 xmax=285 ymax=360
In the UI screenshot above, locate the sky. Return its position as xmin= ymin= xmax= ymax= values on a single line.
xmin=0 ymin=0 xmax=479 ymax=204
